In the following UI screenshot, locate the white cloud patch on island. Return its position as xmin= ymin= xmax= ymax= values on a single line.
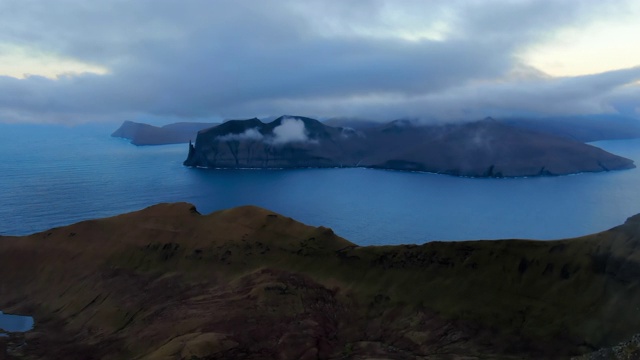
xmin=214 ymin=118 xmax=313 ymax=145
xmin=216 ymin=128 xmax=264 ymax=142
xmin=269 ymin=118 xmax=311 ymax=145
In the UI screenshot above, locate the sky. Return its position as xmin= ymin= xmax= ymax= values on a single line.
xmin=0 ymin=0 xmax=639 ymax=125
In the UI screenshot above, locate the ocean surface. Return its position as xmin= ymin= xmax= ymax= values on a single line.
xmin=1 ymin=123 xmax=640 ymax=245
xmin=0 ymin=311 xmax=33 ymax=334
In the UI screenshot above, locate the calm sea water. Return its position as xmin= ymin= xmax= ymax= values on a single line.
xmin=1 ymin=123 xmax=640 ymax=245
xmin=0 ymin=311 xmax=33 ymax=334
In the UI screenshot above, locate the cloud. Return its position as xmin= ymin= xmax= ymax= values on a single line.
xmin=214 ymin=118 xmax=313 ymax=145
xmin=269 ymin=118 xmax=310 ymax=145
xmin=341 ymin=127 xmax=365 ymax=139
xmin=0 ymin=1 xmax=637 ymax=124
xmin=257 ymin=66 xmax=640 ymax=122
xmin=216 ymin=128 xmax=264 ymax=142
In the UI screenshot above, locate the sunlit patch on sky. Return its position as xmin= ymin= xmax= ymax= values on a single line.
xmin=522 ymin=12 xmax=640 ymax=77
xmin=0 ymin=44 xmax=108 ymax=79
xmin=342 ymin=25 xmax=451 ymax=42
xmin=392 ymin=21 xmax=451 ymax=42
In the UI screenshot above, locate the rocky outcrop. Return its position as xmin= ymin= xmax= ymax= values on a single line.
xmin=573 ymin=333 xmax=640 ymax=360
xmin=112 ymin=120 xmax=218 ymax=145
xmin=3 ymin=204 xmax=640 ymax=358
xmin=184 ymin=116 xmax=635 ymax=177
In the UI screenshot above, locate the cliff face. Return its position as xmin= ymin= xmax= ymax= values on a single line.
xmin=112 ymin=120 xmax=218 ymax=145
xmin=184 ymin=116 xmax=353 ymax=168
xmin=184 ymin=116 xmax=635 ymax=177
xmin=3 ymin=204 xmax=640 ymax=359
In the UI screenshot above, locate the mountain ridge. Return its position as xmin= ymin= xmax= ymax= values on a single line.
xmin=3 ymin=203 xmax=640 ymax=358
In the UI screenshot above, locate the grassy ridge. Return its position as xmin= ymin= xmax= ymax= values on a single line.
xmin=2 ymin=203 xmax=640 ymax=359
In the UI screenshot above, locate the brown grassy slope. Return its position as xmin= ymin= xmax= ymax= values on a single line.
xmin=2 ymin=203 xmax=640 ymax=359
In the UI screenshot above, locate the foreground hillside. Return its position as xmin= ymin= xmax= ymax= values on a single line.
xmin=2 ymin=203 xmax=640 ymax=359
xmin=184 ymin=116 xmax=634 ymax=177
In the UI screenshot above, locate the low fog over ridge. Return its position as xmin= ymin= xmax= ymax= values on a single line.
xmin=0 ymin=1 xmax=638 ymax=124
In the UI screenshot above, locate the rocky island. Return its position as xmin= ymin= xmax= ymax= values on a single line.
xmin=183 ymin=115 xmax=635 ymax=177
xmin=112 ymin=120 xmax=218 ymax=145
xmin=2 ymin=203 xmax=640 ymax=358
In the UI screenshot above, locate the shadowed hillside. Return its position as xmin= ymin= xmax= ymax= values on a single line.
xmin=502 ymin=115 xmax=640 ymax=142
xmin=325 ymin=115 xmax=640 ymax=142
xmin=2 ymin=203 xmax=640 ymax=359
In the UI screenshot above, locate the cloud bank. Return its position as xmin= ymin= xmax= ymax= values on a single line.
xmin=0 ymin=1 xmax=638 ymax=124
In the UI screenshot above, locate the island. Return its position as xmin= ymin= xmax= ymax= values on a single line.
xmin=2 ymin=203 xmax=640 ymax=358
xmin=112 ymin=120 xmax=218 ymax=145
xmin=326 ymin=115 xmax=640 ymax=142
xmin=183 ymin=115 xmax=635 ymax=177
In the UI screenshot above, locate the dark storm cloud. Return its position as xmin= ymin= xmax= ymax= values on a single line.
xmin=0 ymin=0 xmax=637 ymax=123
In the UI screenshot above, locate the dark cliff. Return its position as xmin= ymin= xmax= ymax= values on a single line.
xmin=184 ymin=116 xmax=635 ymax=177
xmin=184 ymin=116 xmax=353 ymax=168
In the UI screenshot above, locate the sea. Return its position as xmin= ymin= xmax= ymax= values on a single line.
xmin=0 ymin=311 xmax=33 ymax=334
xmin=1 ymin=123 xmax=640 ymax=245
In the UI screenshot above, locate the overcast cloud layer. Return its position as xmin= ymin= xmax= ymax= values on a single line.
xmin=0 ymin=0 xmax=638 ymax=124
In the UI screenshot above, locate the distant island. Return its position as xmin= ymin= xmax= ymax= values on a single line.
xmin=326 ymin=114 xmax=640 ymax=142
xmin=2 ymin=203 xmax=640 ymax=358
xmin=183 ymin=115 xmax=635 ymax=177
xmin=112 ymin=120 xmax=218 ymax=145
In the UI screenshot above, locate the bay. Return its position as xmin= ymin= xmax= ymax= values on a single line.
xmin=0 ymin=311 xmax=33 ymax=334
xmin=1 ymin=123 xmax=639 ymax=245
